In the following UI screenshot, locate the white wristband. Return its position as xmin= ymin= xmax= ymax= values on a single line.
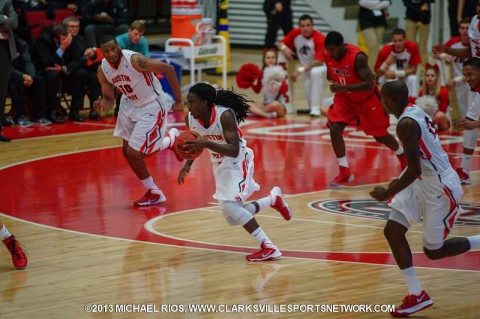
xmin=454 ymin=76 xmax=463 ymax=83
xmin=297 ymin=66 xmax=305 ymax=73
xmin=280 ymin=44 xmax=287 ymax=51
xmin=439 ymin=53 xmax=447 ymax=59
xmin=395 ymin=70 xmax=406 ymax=78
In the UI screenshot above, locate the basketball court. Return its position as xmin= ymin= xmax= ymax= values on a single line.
xmin=1 ymin=103 xmax=479 ymax=318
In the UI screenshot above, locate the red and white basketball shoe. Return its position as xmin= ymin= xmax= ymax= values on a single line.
xmin=270 ymin=187 xmax=292 ymax=221
xmin=390 ymin=290 xmax=433 ymax=317
xmin=246 ymin=242 xmax=282 ymax=262
xmin=133 ymin=189 xmax=166 ymax=207
xmin=455 ymin=167 xmax=472 ymax=185
xmin=330 ymin=166 xmax=354 ymax=186
xmin=166 ymin=128 xmax=184 ymax=162
xmin=3 ymin=235 xmax=28 ymax=270
xmin=397 ymin=153 xmax=407 ymax=171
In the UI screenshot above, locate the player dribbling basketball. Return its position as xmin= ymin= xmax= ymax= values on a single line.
xmin=177 ymin=83 xmax=292 ymax=261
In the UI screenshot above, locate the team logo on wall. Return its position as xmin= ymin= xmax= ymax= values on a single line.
xmin=310 ymin=198 xmax=480 ymax=227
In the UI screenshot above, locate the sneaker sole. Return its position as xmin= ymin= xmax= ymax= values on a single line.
xmin=391 ymin=300 xmax=433 ymax=317
xmin=246 ymin=250 xmax=282 ymax=262
xmin=329 ymin=175 xmax=355 ymax=187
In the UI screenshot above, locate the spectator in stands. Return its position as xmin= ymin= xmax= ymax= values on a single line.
xmin=0 ymin=0 xmax=17 ymax=142
xmin=8 ymin=36 xmax=51 ymax=126
xmin=278 ymin=14 xmax=326 ymax=117
xmin=358 ymin=0 xmax=390 ymax=68
xmin=263 ymin=0 xmax=293 ymax=49
xmin=448 ymin=0 xmax=476 ymax=37
xmin=416 ymin=63 xmax=451 ymax=131
xmin=374 ymin=28 xmax=421 ymax=101
xmin=64 ymin=16 xmax=101 ymax=120
xmin=116 ymin=20 xmax=149 ymax=57
xmin=403 ymin=0 xmax=432 ymax=76
xmin=32 ymin=23 xmax=88 ymax=122
xmin=83 ymin=0 xmax=129 ymax=48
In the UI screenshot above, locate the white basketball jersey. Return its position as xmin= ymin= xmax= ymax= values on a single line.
xmin=468 ymin=16 xmax=480 ymax=57
xmin=101 ymin=50 xmax=163 ymax=107
xmin=399 ymin=105 xmax=451 ymax=175
xmin=188 ymin=105 xmax=247 ymax=163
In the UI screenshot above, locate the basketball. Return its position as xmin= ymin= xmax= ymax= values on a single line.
xmin=174 ymin=131 xmax=203 ymax=160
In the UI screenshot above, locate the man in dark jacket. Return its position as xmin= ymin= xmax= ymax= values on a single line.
xmin=32 ymin=23 xmax=88 ymax=122
xmin=83 ymin=0 xmax=129 ymax=48
xmin=0 ymin=0 xmax=17 ymax=142
xmin=9 ymin=36 xmax=51 ymax=126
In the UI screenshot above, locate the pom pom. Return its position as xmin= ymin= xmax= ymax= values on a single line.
xmin=236 ymin=63 xmax=262 ymax=89
xmin=415 ymin=95 xmax=438 ymax=118
xmin=262 ymin=65 xmax=287 ymax=95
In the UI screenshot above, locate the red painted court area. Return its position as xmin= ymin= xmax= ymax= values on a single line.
xmin=1 ymin=116 xmax=479 ymax=271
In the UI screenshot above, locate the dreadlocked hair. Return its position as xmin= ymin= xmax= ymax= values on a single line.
xmin=189 ymin=83 xmax=251 ymax=123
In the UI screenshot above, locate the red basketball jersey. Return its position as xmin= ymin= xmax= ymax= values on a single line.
xmin=323 ymin=44 xmax=376 ymax=101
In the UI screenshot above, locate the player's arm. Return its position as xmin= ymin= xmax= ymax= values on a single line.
xmin=130 ymin=53 xmax=183 ymax=110
xmin=211 ymin=110 xmax=241 ymax=157
xmin=331 ymin=53 xmax=374 ymax=93
xmin=432 ymin=44 xmax=472 ymax=59
xmin=178 ymin=115 xmax=194 ymax=185
xmin=186 ymin=110 xmax=240 ymax=158
xmin=94 ymin=66 xmax=115 ymax=112
xmin=370 ymin=118 xmax=422 ymax=201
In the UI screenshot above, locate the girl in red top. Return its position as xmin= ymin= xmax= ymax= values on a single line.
xmin=417 ymin=63 xmax=450 ymax=131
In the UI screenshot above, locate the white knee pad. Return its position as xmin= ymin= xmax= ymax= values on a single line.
xmin=463 ymin=129 xmax=478 ymax=149
xmin=219 ymin=200 xmax=253 ymax=226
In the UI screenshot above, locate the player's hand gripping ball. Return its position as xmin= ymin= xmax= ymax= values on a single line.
xmin=174 ymin=131 xmax=203 ymax=160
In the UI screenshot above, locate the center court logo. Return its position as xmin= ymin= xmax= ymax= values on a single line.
xmin=310 ymin=198 xmax=480 ymax=227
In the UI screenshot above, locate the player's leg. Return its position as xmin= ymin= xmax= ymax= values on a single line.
xmin=327 ymin=96 xmax=357 ymax=185
xmin=121 ymin=100 xmax=169 ymax=206
xmin=1 ymin=221 xmax=27 ymax=270
xmin=361 ymin=94 xmax=406 ymax=169
xmin=385 ymin=184 xmax=433 ymax=317
xmin=422 ymin=181 xmax=480 ymax=260
xmin=243 ymin=187 xmax=292 ymax=221
xmin=219 ymin=200 xmax=281 ymax=262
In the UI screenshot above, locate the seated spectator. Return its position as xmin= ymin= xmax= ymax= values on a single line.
xmin=83 ymin=0 xmax=129 ymax=48
xmin=64 ymin=16 xmax=101 ymax=120
xmin=32 ymin=23 xmax=88 ymax=122
xmin=237 ymin=49 xmax=288 ymax=118
xmin=8 ymin=36 xmax=51 ymax=126
xmin=374 ymin=28 xmax=421 ymax=101
xmin=278 ymin=14 xmax=326 ymax=117
xmin=116 ymin=20 xmax=150 ymax=57
xmin=416 ymin=63 xmax=450 ymax=131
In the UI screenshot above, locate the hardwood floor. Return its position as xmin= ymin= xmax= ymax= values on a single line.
xmin=0 ymin=48 xmax=479 ymax=319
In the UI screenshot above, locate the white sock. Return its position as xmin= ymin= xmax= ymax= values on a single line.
xmin=461 ymin=154 xmax=472 ymax=171
xmin=141 ymin=176 xmax=158 ymax=190
xmin=243 ymin=196 xmax=270 ymax=215
xmin=337 ymin=156 xmax=348 ymax=168
xmin=402 ymin=266 xmax=423 ymax=295
xmin=396 ymin=146 xmax=404 ymax=155
xmin=467 ymin=235 xmax=480 ymax=249
xmin=0 ymin=225 xmax=12 ymax=241
xmin=251 ymin=227 xmax=272 ymax=245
